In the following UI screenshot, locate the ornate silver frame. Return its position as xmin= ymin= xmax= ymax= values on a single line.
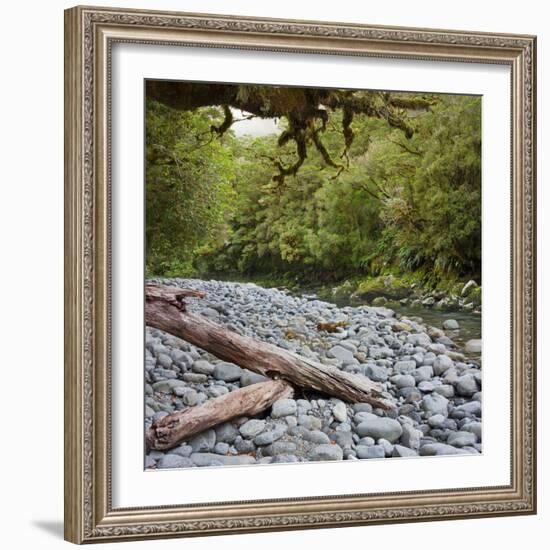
xmin=64 ymin=5 xmax=537 ymax=544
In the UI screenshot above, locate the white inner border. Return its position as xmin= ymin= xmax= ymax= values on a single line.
xmin=111 ymin=43 xmax=511 ymax=508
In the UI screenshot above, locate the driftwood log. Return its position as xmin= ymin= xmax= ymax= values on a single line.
xmin=147 ymin=379 xmax=294 ymax=450
xmin=145 ymin=284 xmax=394 ymax=409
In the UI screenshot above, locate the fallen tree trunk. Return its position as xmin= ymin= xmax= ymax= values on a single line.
xmin=145 ymin=284 xmax=394 ymax=410
xmin=147 ymin=379 xmax=294 ymax=450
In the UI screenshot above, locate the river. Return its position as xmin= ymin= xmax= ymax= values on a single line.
xmin=200 ymin=274 xmax=482 ymax=352
xmin=293 ymin=285 xmax=482 ymax=352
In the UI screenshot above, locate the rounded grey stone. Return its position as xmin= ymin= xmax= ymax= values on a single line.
xmin=364 ymin=364 xmax=388 ymax=382
xmin=393 ymin=374 xmax=416 ymax=388
xmin=254 ymin=425 xmax=287 ymax=446
xmin=239 ymin=419 xmax=266 ymax=439
xmin=419 ymin=443 xmax=469 ymax=456
xmin=328 ymin=345 xmax=355 ymax=363
xmin=297 ymin=414 xmax=322 ymax=430
xmin=168 ymin=444 xmax=193 ymax=458
xmin=213 ymin=442 xmax=230 ymax=455
xmin=157 ymin=454 xmax=193 ymax=469
xmin=392 ymin=445 xmax=418 ymax=457
xmin=182 ymin=372 xmax=208 ymax=383
xmin=433 ymin=355 xmax=454 ymax=376
xmin=443 ymin=319 xmax=460 ymax=330
xmin=188 ymin=429 xmax=216 ymax=452
xmin=427 ymin=413 xmax=446 ymax=427
xmin=330 ymin=431 xmax=354 ymax=449
xmin=271 ymin=398 xmax=297 ymax=418
xmin=356 ymin=445 xmax=385 ymax=459
xmin=400 ymin=424 xmax=422 ymax=450
xmin=156 ymin=353 xmax=173 ymax=368
xmin=213 ymin=362 xmax=243 ymax=382
xmin=240 ymin=370 xmax=268 ymax=387
xmin=355 ymin=414 xmax=403 ymax=443
xmin=264 ymin=441 xmax=297 ymax=456
xmin=393 ymin=360 xmax=416 ymax=375
xmin=456 ymin=374 xmax=478 ymax=397
xmin=421 ymin=393 xmax=449 ymax=417
xmin=447 ymin=431 xmax=477 ymax=447
xmin=302 ymin=430 xmax=331 ymax=444
xmin=309 ymin=444 xmax=344 ymax=461
xmin=191 ymin=453 xmax=256 ymax=467
xmin=332 ymin=401 xmax=348 ymax=422
xmin=192 ymin=360 xmax=215 ymax=375
xmin=465 ymin=339 xmax=482 ymax=353
xmin=214 ymin=422 xmax=239 ymax=444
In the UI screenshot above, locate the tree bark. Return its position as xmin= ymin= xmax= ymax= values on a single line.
xmin=146 ymin=379 xmax=294 ymax=450
xmin=145 ymin=284 xmax=394 ymax=410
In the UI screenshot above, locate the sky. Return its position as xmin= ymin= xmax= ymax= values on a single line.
xmin=230 ymin=108 xmax=280 ymax=137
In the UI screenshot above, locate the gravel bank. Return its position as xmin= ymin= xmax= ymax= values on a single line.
xmin=145 ymin=278 xmax=482 ymax=469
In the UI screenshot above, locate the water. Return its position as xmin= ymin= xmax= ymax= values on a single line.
xmin=298 ymin=286 xmax=482 ymax=352
xmin=201 ymin=273 xmax=481 ymax=352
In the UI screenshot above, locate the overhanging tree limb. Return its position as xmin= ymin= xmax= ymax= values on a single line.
xmin=146 ymin=81 xmax=422 ymax=184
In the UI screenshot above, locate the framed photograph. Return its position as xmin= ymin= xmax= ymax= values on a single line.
xmin=64 ymin=5 xmax=537 ymax=544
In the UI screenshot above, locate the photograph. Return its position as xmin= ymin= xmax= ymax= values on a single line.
xmin=144 ymin=80 xmax=483 ymax=470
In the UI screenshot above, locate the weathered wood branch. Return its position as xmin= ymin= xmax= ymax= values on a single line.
xmin=145 ymin=284 xmax=395 ymax=410
xmin=147 ymin=379 xmax=294 ymax=450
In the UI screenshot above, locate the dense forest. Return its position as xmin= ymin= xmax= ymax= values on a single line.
xmin=145 ymin=83 xmax=481 ymax=290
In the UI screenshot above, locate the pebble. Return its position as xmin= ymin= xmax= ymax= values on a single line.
xmin=254 ymin=425 xmax=287 ymax=445
xmin=214 ymin=422 xmax=239 ymax=443
xmin=302 ymin=430 xmax=331 ymax=444
xmin=264 ymin=441 xmax=297 ymax=456
xmin=364 ymin=364 xmax=389 ymax=382
xmin=428 ymin=414 xmax=446 ymax=427
xmin=356 ymin=445 xmax=385 ymax=459
xmin=394 ymin=360 xmax=416 ymax=375
xmin=239 ymin=419 xmax=266 ymax=439
xmin=191 ymin=453 xmax=256 ymax=467
xmin=419 ymin=443 xmax=469 ymax=456
xmin=309 ymin=444 xmax=344 ymax=461
xmin=213 ymin=362 xmax=243 ymax=382
xmin=456 ymin=374 xmax=478 ymax=397
xmin=189 ymin=429 xmax=216 ymax=452
xmin=392 ymin=445 xmax=418 ymax=457
xmin=166 ymin=444 xmax=192 ymax=458
xmin=330 ymin=431 xmax=354 ymax=448
xmin=400 ymin=424 xmax=422 ymax=450
xmin=421 ymin=393 xmax=449 ymax=417
xmin=465 ymin=339 xmax=482 ymax=353
xmin=182 ymin=373 xmax=208 ymax=383
xmin=297 ymin=415 xmax=322 ymax=430
xmin=356 ymin=414 xmax=403 ymax=443
xmin=332 ymin=401 xmax=348 ymax=422
xmin=432 ymin=355 xmax=454 ymax=376
xmin=240 ymin=371 xmax=268 ymax=386
xmin=328 ymin=345 xmax=355 ymax=364
xmin=192 ymin=360 xmax=215 ymax=375
xmin=214 ymin=442 xmax=230 ymax=455
xmin=447 ymin=431 xmax=477 ymax=447
xmin=157 ymin=454 xmax=194 ymax=469
xmin=271 ymin=398 xmax=297 ymax=418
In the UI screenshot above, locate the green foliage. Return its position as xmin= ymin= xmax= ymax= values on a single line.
xmin=145 ymin=100 xmax=236 ymax=276
xmin=145 ymin=91 xmax=481 ymax=283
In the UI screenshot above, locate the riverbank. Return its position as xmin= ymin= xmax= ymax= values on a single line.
xmin=145 ymin=278 xmax=482 ymax=470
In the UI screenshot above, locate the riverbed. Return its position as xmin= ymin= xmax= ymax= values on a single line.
xmin=200 ymin=274 xmax=482 ymax=346
xmin=145 ymin=277 xmax=483 ymax=470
